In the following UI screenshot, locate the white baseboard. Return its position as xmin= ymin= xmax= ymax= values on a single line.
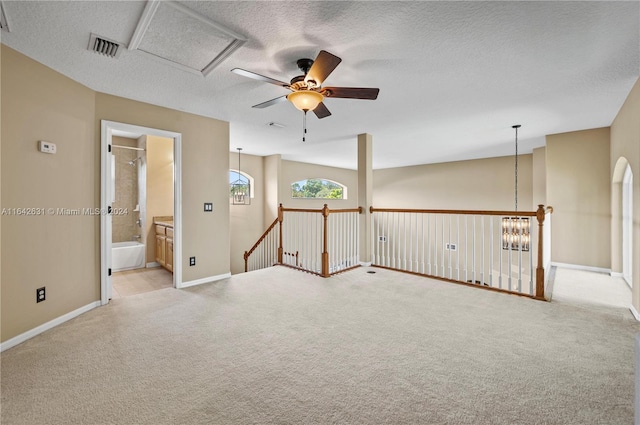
xmin=551 ymin=262 xmax=611 ymax=275
xmin=359 ymin=261 xmax=372 ymax=267
xmin=630 ymin=305 xmax=640 ymax=322
xmin=610 ymin=271 xmax=623 ymax=278
xmin=146 ymin=262 xmax=160 ymax=268
xmin=0 ymin=301 xmax=101 ymax=353
xmin=179 ymin=272 xmax=231 ymax=289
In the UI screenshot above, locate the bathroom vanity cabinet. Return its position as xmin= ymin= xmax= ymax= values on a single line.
xmin=154 ymin=217 xmax=174 ymax=273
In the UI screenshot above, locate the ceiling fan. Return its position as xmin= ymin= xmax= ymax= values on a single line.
xmin=231 ymin=50 xmax=380 ymax=120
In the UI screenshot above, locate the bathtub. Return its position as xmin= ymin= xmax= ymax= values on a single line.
xmin=112 ymin=241 xmax=145 ymax=272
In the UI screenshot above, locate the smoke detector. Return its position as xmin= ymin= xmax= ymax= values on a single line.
xmin=88 ymin=33 xmax=124 ymax=58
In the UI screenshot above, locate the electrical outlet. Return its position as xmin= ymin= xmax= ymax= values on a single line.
xmin=36 ymin=287 xmax=46 ymax=303
xmin=204 ymin=203 xmax=213 ymax=212
xmin=378 ymin=235 xmax=387 ymax=242
xmin=189 ymin=256 xmax=196 ymax=266
xmin=445 ymin=243 xmax=458 ymax=251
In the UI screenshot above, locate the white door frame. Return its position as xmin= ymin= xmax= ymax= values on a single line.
xmin=622 ymin=164 xmax=633 ymax=288
xmin=100 ymin=120 xmax=183 ymax=305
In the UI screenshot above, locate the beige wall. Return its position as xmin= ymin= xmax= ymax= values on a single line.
xmin=532 ymin=147 xmax=546 ymax=207
xmin=95 ymin=94 xmax=230 ymax=284
xmin=546 ymin=127 xmax=611 ymax=269
xmin=0 ymin=43 xmax=3 ymax=325
xmin=229 ymin=152 xmax=265 ymax=275
xmin=264 ymin=154 xmax=281 ymax=224
xmin=145 ymin=135 xmax=174 ymax=263
xmin=1 ymin=46 xmax=230 ymax=343
xmin=611 ymin=77 xmax=640 ymax=308
xmin=1 ymin=46 xmax=98 ymax=341
xmin=281 ymin=160 xmax=359 ymax=209
xmin=374 ymin=155 xmax=533 ymax=211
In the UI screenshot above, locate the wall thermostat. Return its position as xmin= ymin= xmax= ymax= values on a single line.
xmin=39 ymin=140 xmax=56 ymax=154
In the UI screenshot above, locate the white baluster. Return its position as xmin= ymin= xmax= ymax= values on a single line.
xmin=427 ymin=213 xmax=431 ymax=275
xmin=472 ymin=216 xmax=476 ymax=284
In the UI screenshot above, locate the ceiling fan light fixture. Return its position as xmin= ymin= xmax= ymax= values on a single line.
xmin=287 ymin=90 xmax=324 ymax=112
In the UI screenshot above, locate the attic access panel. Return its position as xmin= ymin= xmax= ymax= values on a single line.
xmin=129 ymin=1 xmax=246 ymax=76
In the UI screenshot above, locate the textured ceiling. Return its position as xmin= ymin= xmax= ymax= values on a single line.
xmin=137 ymin=3 xmax=232 ymax=71
xmin=1 ymin=1 xmax=639 ymax=169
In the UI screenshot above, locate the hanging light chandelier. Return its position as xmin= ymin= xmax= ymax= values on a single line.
xmin=230 ymin=148 xmax=250 ymax=205
xmin=502 ymin=125 xmax=530 ymax=251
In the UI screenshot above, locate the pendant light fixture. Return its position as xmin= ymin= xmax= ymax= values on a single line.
xmin=502 ymin=125 xmax=530 ymax=251
xmin=230 ymin=148 xmax=250 ymax=205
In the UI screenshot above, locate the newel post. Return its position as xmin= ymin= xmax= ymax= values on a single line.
xmin=321 ymin=204 xmax=330 ymax=277
xmin=277 ymin=203 xmax=284 ymax=264
xmin=535 ymin=204 xmax=546 ymax=300
xmin=243 ymin=251 xmax=249 ymax=273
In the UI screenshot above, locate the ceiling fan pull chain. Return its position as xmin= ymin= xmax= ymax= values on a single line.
xmin=302 ymin=111 xmax=307 ymax=142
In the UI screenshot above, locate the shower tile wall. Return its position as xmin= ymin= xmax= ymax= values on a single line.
xmin=113 ymin=147 xmax=140 ymax=243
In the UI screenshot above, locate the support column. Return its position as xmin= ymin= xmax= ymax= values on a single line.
xmin=263 ymin=154 xmax=281 ymax=226
xmin=358 ymin=133 xmax=373 ymax=265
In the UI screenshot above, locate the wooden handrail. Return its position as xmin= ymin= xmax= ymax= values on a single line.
xmin=369 ymin=204 xmax=554 ymax=300
xmin=370 ymin=206 xmax=538 ymax=217
xmin=281 ymin=206 xmax=363 ymax=214
xmin=280 ymin=207 xmax=324 ymax=213
xmin=328 ymin=207 xmax=363 ymax=214
xmin=244 ymin=217 xmax=279 ymax=272
xmin=273 ymin=203 xmax=362 ymax=277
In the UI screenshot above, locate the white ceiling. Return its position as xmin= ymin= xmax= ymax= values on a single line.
xmin=1 ymin=1 xmax=638 ymax=170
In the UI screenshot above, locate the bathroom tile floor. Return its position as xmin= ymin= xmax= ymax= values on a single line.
xmin=112 ymin=267 xmax=173 ymax=298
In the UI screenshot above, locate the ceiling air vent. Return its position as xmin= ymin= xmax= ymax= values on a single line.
xmin=88 ymin=33 xmax=123 ymax=58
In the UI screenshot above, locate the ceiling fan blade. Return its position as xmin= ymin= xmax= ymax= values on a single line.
xmin=313 ymin=102 xmax=331 ymax=119
xmin=231 ymin=68 xmax=290 ymax=88
xmin=305 ymin=50 xmax=342 ymax=86
xmin=322 ymin=87 xmax=380 ymax=100
xmin=252 ymin=95 xmax=288 ymax=109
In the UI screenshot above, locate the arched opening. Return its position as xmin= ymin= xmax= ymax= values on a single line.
xmin=612 ymin=157 xmax=633 ymax=288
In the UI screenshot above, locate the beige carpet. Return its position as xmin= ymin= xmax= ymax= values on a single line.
xmin=1 ymin=266 xmax=638 ymax=424
xmin=551 ymin=267 xmax=633 ymax=313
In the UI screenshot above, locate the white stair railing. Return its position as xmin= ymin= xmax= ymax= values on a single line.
xmin=370 ymin=205 xmax=552 ymax=299
xmin=281 ymin=210 xmax=323 ymax=274
xmin=327 ymin=210 xmax=360 ymax=273
xmin=244 ymin=218 xmax=279 ymax=273
xmin=276 ymin=204 xmax=362 ymax=277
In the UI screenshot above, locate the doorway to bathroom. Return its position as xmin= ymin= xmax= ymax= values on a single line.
xmin=110 ymin=134 xmax=175 ymax=298
xmin=100 ymin=121 xmax=183 ymax=305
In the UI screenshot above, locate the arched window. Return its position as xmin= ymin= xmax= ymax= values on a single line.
xmin=229 ymin=170 xmax=254 ymax=205
xmin=291 ymin=178 xmax=347 ymax=199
